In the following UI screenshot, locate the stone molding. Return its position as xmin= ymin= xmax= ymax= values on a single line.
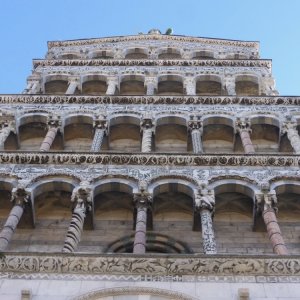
xmin=1 ymin=253 xmax=300 ymax=277
xmin=1 ymin=95 xmax=300 ymax=105
xmin=33 ymin=58 xmax=271 ymax=68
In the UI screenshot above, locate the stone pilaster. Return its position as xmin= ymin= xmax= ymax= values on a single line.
xmin=0 ymin=120 xmax=15 ymax=150
xmin=255 ymin=185 xmax=288 ymax=255
xmin=90 ymin=116 xmax=107 ymax=152
xmin=282 ymin=121 xmax=300 ymax=154
xmin=133 ymin=181 xmax=152 ymax=254
xmin=236 ymin=118 xmax=255 ymax=154
xmin=25 ymin=80 xmax=40 ymax=94
xmin=39 ymin=115 xmax=61 ymax=152
xmin=62 ymin=182 xmax=93 ymax=253
xmin=144 ymin=77 xmax=157 ymax=95
xmin=188 ymin=115 xmax=203 ymax=154
xmin=140 ymin=116 xmax=155 ymax=152
xmin=106 ymin=77 xmax=118 ymax=95
xmin=65 ymin=78 xmax=79 ymax=94
xmin=224 ymin=76 xmax=236 ymax=95
xmin=0 ymin=185 xmax=31 ymax=251
xmin=184 ymin=77 xmax=196 ymax=95
xmin=195 ymin=187 xmax=217 ymax=254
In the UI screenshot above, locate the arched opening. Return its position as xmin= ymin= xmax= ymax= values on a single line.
xmin=90 ymin=50 xmax=113 ymax=59
xmin=196 ymin=75 xmax=222 ymax=95
xmin=250 ymin=116 xmax=280 ymax=153
xmin=150 ymin=180 xmax=196 ymax=253
xmin=273 ymin=181 xmax=300 ymax=254
xmin=226 ymin=53 xmax=248 ymax=59
xmin=155 ymin=116 xmax=191 ymax=152
xmin=63 ymin=115 xmax=94 ymax=151
xmin=59 ymin=53 xmax=80 ymax=59
xmin=192 ymin=50 xmax=215 ymax=59
xmin=82 ymin=75 xmax=107 ymax=95
xmin=18 ymin=114 xmax=63 ymax=151
xmin=29 ymin=178 xmax=77 ymax=252
xmin=213 ymin=181 xmax=270 ymax=254
xmin=158 ymin=48 xmax=181 ymax=59
xmin=202 ymin=116 xmax=235 ymax=153
xmin=125 ymin=48 xmax=148 ymax=59
xmin=0 ymin=180 xmax=15 ymax=226
xmin=236 ymin=75 xmax=259 ymax=96
xmin=119 ymin=75 xmax=145 ymax=95
xmin=44 ymin=75 xmax=69 ymax=94
xmin=157 ymin=75 xmax=184 ymax=95
xmin=108 ymin=115 xmax=141 ymax=152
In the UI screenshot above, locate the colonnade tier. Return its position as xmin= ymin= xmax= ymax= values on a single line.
xmin=47 ymin=47 xmax=257 ymax=60
xmin=1 ymin=113 xmax=300 ymax=154
xmin=0 ymin=176 xmax=299 ymax=255
xmin=24 ymin=73 xmax=276 ymax=97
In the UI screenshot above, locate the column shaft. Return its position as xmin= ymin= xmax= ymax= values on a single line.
xmin=146 ymin=83 xmax=155 ymax=95
xmin=239 ymin=130 xmax=255 ymax=154
xmin=191 ymin=129 xmax=203 ymax=154
xmin=62 ymin=206 xmax=86 ymax=253
xmin=286 ymin=127 xmax=300 ymax=153
xmin=65 ymin=81 xmax=78 ymax=94
xmin=90 ymin=128 xmax=105 ymax=152
xmin=40 ymin=127 xmax=58 ymax=151
xmin=133 ymin=206 xmax=147 ymax=254
xmin=200 ymin=209 xmax=217 ymax=254
xmin=106 ymin=81 xmax=117 ymax=95
xmin=262 ymin=208 xmax=288 ymax=255
xmin=141 ymin=128 xmax=152 ymax=152
xmin=0 ymin=127 xmax=12 ymax=150
xmin=0 ymin=205 xmax=24 ymax=251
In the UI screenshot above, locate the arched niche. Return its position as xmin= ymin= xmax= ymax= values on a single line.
xmin=82 ymin=75 xmax=107 ymax=95
xmin=125 ymin=48 xmax=148 ymax=59
xmin=235 ymin=75 xmax=259 ymax=96
xmin=196 ymin=75 xmax=222 ymax=95
xmin=192 ymin=50 xmax=215 ymax=59
xmin=44 ymin=75 xmax=69 ymax=94
xmin=119 ymin=75 xmax=145 ymax=95
xmin=157 ymin=75 xmax=184 ymax=95
xmin=158 ymin=48 xmax=182 ymax=59
xmin=89 ymin=50 xmax=113 ymax=59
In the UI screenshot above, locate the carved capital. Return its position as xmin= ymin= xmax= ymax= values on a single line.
xmin=236 ymin=117 xmax=252 ymax=133
xmin=188 ymin=115 xmax=202 ymax=131
xmin=47 ymin=115 xmax=61 ymax=129
xmin=140 ymin=116 xmax=155 ymax=131
xmin=194 ymin=187 xmax=215 ymax=212
xmin=144 ymin=77 xmax=158 ymax=86
xmin=133 ymin=181 xmax=152 ymax=208
xmin=255 ymin=183 xmax=278 ymax=212
xmin=93 ymin=115 xmax=108 ymax=131
xmin=0 ymin=120 xmax=16 ymax=134
xmin=71 ymin=181 xmax=93 ymax=211
xmin=282 ymin=121 xmax=297 ymax=134
xmin=11 ymin=185 xmax=31 ymax=206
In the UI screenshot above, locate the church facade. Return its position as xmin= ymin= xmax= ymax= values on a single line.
xmin=0 ymin=30 xmax=300 ymax=299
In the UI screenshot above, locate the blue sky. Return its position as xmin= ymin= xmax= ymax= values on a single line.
xmin=0 ymin=0 xmax=300 ymax=95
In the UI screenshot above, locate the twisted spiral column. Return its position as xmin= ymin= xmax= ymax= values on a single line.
xmin=188 ymin=116 xmax=203 ymax=154
xmin=40 ymin=116 xmax=61 ymax=152
xmin=141 ymin=117 xmax=154 ymax=153
xmin=236 ymin=118 xmax=255 ymax=154
xmin=106 ymin=78 xmax=118 ymax=95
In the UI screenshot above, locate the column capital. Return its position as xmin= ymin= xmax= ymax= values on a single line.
xmin=188 ymin=115 xmax=202 ymax=131
xmin=144 ymin=76 xmax=158 ymax=85
xmin=255 ymin=184 xmax=277 ymax=212
xmin=11 ymin=185 xmax=31 ymax=206
xmin=282 ymin=120 xmax=297 ymax=133
xmin=47 ymin=115 xmax=61 ymax=129
xmin=235 ymin=117 xmax=252 ymax=133
xmin=0 ymin=120 xmax=16 ymax=134
xmin=133 ymin=181 xmax=152 ymax=208
xmin=194 ymin=187 xmax=215 ymax=212
xmin=140 ymin=115 xmax=155 ymax=131
xmin=71 ymin=181 xmax=93 ymax=211
xmin=93 ymin=115 xmax=108 ymax=131
xmin=67 ymin=76 xmax=80 ymax=84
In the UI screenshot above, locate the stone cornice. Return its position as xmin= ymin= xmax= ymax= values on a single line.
xmin=0 ymin=152 xmax=299 ymax=167
xmin=33 ymin=58 xmax=271 ymax=68
xmin=1 ymin=252 xmax=299 ymax=276
xmin=47 ymin=34 xmax=259 ymax=49
xmin=0 ymin=95 xmax=298 ymax=105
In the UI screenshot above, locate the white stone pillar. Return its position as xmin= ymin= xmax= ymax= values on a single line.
xmin=188 ymin=115 xmax=203 ymax=154
xmin=0 ymin=121 xmax=15 ymax=150
xmin=184 ymin=78 xmax=196 ymax=95
xmin=141 ymin=117 xmax=155 ymax=152
xmin=224 ymin=76 xmax=236 ymax=95
xmin=39 ymin=115 xmax=61 ymax=152
xmin=0 ymin=186 xmax=31 ymax=251
xmin=195 ymin=188 xmax=217 ymax=254
xmin=62 ymin=182 xmax=92 ymax=253
xmin=144 ymin=77 xmax=158 ymax=95
xmin=282 ymin=121 xmax=300 ymax=154
xmin=29 ymin=80 xmax=40 ymax=94
xmin=106 ymin=77 xmax=118 ymax=95
xmin=236 ymin=118 xmax=255 ymax=154
xmin=65 ymin=79 xmax=79 ymax=94
xmin=90 ymin=117 xmax=107 ymax=152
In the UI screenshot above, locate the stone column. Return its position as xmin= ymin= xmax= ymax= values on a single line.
xmin=29 ymin=80 xmax=40 ymax=94
xmin=282 ymin=121 xmax=300 ymax=154
xmin=0 ymin=186 xmax=31 ymax=251
xmin=62 ymin=182 xmax=92 ymax=253
xmin=39 ymin=115 xmax=61 ymax=152
xmin=188 ymin=115 xmax=203 ymax=154
xmin=65 ymin=79 xmax=79 ymax=94
xmin=184 ymin=78 xmax=196 ymax=95
xmin=195 ymin=188 xmax=217 ymax=254
xmin=144 ymin=77 xmax=157 ymax=95
xmin=133 ymin=182 xmax=152 ymax=254
xmin=140 ymin=116 xmax=155 ymax=152
xmin=0 ymin=121 xmax=15 ymax=150
xmin=236 ymin=118 xmax=255 ymax=154
xmin=256 ymin=188 xmax=288 ymax=255
xmin=106 ymin=77 xmax=118 ymax=95
xmin=90 ymin=117 xmax=107 ymax=152
xmin=224 ymin=76 xmax=236 ymax=95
